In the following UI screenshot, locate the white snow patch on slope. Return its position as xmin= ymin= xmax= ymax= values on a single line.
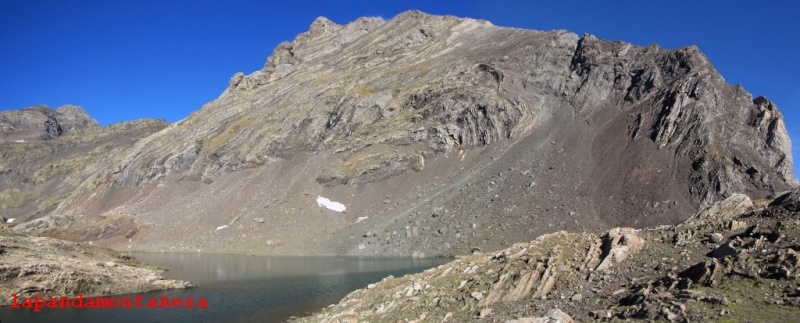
xmin=316 ymin=196 xmax=346 ymax=212
xmin=216 ymin=225 xmax=228 ymax=231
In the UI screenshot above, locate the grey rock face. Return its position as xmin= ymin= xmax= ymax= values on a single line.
xmin=565 ymin=36 xmax=795 ymax=206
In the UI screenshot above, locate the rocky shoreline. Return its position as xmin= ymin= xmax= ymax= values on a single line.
xmin=0 ymin=228 xmax=195 ymax=306
xmin=296 ymin=188 xmax=800 ymax=322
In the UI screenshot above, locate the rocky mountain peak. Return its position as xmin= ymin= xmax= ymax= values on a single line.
xmin=0 ymin=104 xmax=97 ymax=141
xmin=307 ymin=16 xmax=343 ymax=37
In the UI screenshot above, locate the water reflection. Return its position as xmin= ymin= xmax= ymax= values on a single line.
xmin=131 ymin=252 xmax=447 ymax=283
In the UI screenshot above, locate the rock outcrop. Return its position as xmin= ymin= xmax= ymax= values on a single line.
xmin=4 ymin=11 xmax=797 ymax=257
xmin=0 ymin=228 xmax=194 ymax=306
xmin=296 ymin=191 xmax=800 ymax=322
xmin=297 ymin=227 xmax=643 ymax=322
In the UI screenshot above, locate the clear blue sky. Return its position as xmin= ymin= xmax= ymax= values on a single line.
xmin=1 ymin=1 xmax=798 ymax=177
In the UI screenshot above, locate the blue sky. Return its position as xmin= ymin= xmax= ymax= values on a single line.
xmin=1 ymin=1 xmax=798 ymax=177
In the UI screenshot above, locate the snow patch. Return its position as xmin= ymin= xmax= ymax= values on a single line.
xmin=356 ymin=216 xmax=368 ymax=223
xmin=6 ymin=218 xmax=14 ymax=223
xmin=216 ymin=225 xmax=228 ymax=231
xmin=316 ymin=196 xmax=346 ymax=212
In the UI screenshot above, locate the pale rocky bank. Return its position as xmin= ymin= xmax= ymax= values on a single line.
xmin=0 ymin=228 xmax=194 ymax=306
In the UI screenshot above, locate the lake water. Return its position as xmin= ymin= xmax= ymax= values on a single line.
xmin=0 ymin=252 xmax=450 ymax=322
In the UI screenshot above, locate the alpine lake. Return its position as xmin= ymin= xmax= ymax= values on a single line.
xmin=0 ymin=252 xmax=451 ymax=322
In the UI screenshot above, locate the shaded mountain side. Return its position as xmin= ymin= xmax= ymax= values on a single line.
xmin=297 ymin=190 xmax=800 ymax=322
xmin=8 ymin=11 xmax=797 ymax=257
xmin=0 ymin=112 xmax=167 ymax=224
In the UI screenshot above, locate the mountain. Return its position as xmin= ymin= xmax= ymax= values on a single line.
xmin=0 ymin=105 xmax=167 ymax=225
xmin=0 ymin=104 xmax=97 ymax=141
xmin=7 ymin=11 xmax=796 ymax=257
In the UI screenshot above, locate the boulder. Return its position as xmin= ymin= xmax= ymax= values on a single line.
xmin=596 ymin=228 xmax=644 ymax=271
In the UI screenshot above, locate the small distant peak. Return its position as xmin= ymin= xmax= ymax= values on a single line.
xmin=582 ymin=33 xmax=597 ymax=41
xmin=392 ymin=10 xmax=467 ymax=25
xmin=674 ymin=44 xmax=704 ymax=57
xmin=553 ymin=30 xmax=580 ymax=47
xmin=54 ymin=104 xmax=90 ymax=117
xmin=353 ymin=16 xmax=384 ymax=25
xmin=24 ymin=104 xmax=50 ymax=111
xmin=55 ymin=104 xmax=85 ymax=113
xmin=754 ymin=96 xmax=775 ymax=109
xmin=646 ymin=43 xmax=662 ymax=50
xmin=672 ymin=44 xmax=713 ymax=71
xmin=55 ymin=104 xmax=99 ymax=127
xmin=394 ymin=10 xmax=431 ymax=20
xmin=311 ymin=16 xmax=334 ymax=27
xmin=457 ymin=16 xmax=493 ymax=27
xmin=344 ymin=16 xmax=384 ymax=30
xmin=308 ymin=16 xmax=341 ymax=36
